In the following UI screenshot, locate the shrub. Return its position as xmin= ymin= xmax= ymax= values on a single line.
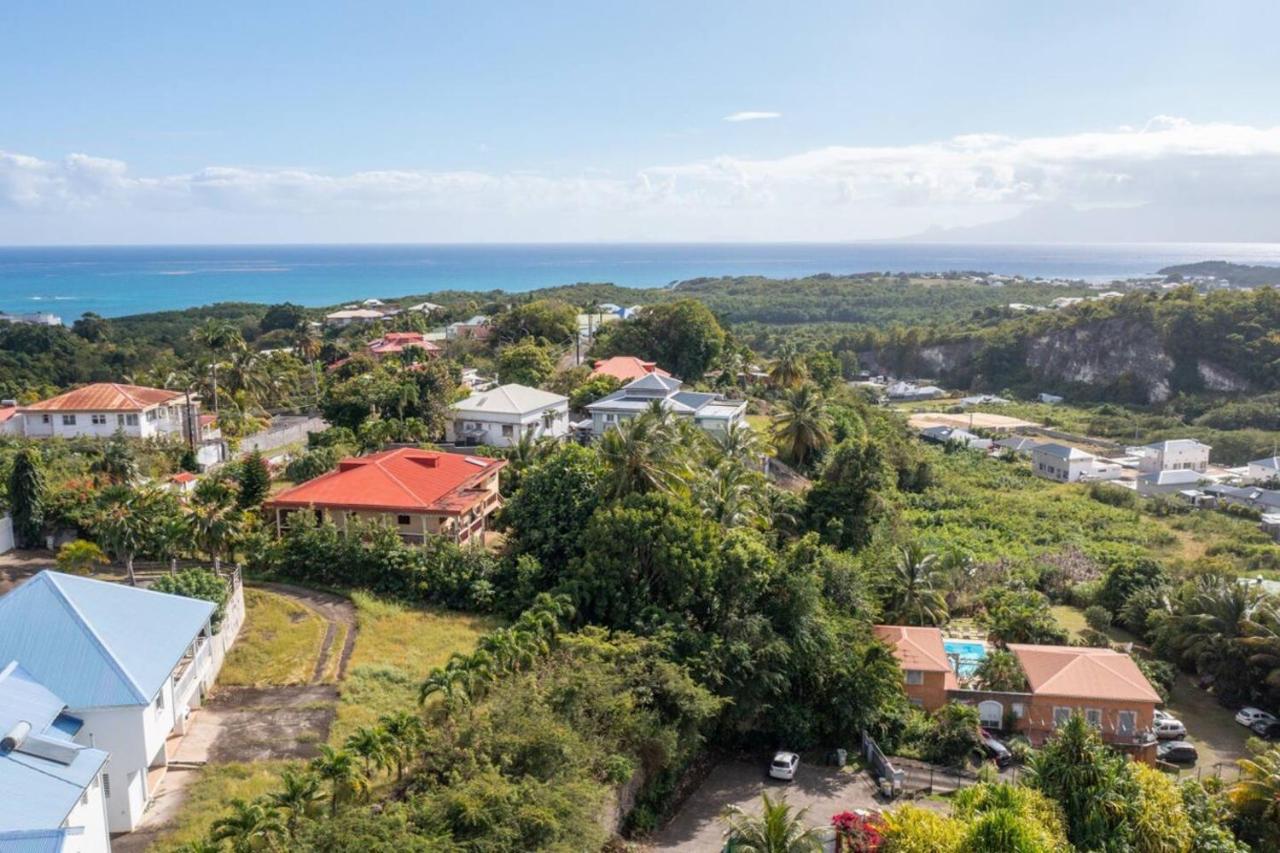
xmin=152 ymin=568 xmax=229 ymax=628
xmin=1084 ymin=604 xmax=1112 ymax=632
xmin=1089 ymin=481 xmax=1137 ymax=508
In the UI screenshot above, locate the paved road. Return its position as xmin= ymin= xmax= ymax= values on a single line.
xmin=648 ymin=760 xmax=929 ymax=852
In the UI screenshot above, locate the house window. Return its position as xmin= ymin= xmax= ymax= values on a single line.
xmin=604 ymin=413 xmax=615 ymax=423
xmin=102 ymin=773 xmax=111 ymax=798
xmin=905 ymin=669 xmax=924 ymax=685
xmin=1053 ymin=707 xmax=1072 ymax=728
xmin=81 ymin=788 xmax=89 ymax=806
xmin=397 ymin=515 xmax=411 ymax=526
xmin=41 ymin=414 xmax=50 ymax=424
xmin=1117 ymin=710 xmax=1136 ymax=735
xmin=91 ymin=414 xmax=107 ymax=425
xmin=119 ymin=413 xmax=139 ymax=426
xmin=61 ymin=414 xmax=77 ymax=426
xmin=146 ymin=409 xmax=159 ymax=422
xmin=156 ymin=690 xmax=165 ymax=712
xmin=501 ymin=424 xmax=513 ymax=437
xmin=1085 ymin=708 xmax=1102 ymax=728
xmin=1011 ymin=702 xmax=1025 ymax=719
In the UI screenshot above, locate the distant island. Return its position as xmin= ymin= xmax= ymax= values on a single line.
xmin=1158 ymin=260 xmax=1280 ymax=287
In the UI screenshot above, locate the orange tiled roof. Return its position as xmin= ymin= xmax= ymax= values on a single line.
xmin=1008 ymin=644 xmax=1161 ymax=703
xmin=875 ymin=625 xmax=959 ymax=690
xmin=21 ymin=383 xmax=188 ymax=413
xmin=171 ymin=472 xmax=197 ymax=484
xmin=0 ymin=406 xmax=17 ymax=423
xmin=591 ymin=356 xmax=671 ymax=383
xmin=265 ymin=447 xmax=505 ymax=516
xmin=368 ymin=333 xmax=441 ymax=356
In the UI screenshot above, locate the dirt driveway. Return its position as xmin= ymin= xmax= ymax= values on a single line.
xmin=647 ymin=759 xmax=936 ymax=852
xmin=1163 ymin=676 xmax=1252 ymax=779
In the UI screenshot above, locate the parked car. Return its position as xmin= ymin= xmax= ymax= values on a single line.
xmin=1153 ymin=718 xmax=1187 ymax=740
xmin=1157 ymin=741 xmax=1199 ymax=763
xmin=1251 ymin=719 xmax=1280 ymax=740
xmin=769 ymin=751 xmax=799 ymax=781
xmin=980 ymin=730 xmax=1013 ymax=767
xmin=1235 ymin=707 xmax=1277 ymax=728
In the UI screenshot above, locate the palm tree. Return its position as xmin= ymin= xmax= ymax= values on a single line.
xmin=188 ymin=479 xmax=240 ymax=570
xmin=344 ymin=725 xmax=391 ymax=778
xmin=208 ymin=796 xmax=284 ymax=853
xmin=1161 ymin=574 xmax=1261 ymax=679
xmin=191 ymin=318 xmax=245 ymax=418
xmin=309 ymin=745 xmax=368 ymax=817
xmin=94 ymin=486 xmax=150 ymax=585
xmin=696 ymin=461 xmax=764 ymax=529
xmin=378 ymin=711 xmax=426 ymax=780
xmin=768 ymin=341 xmax=809 ymax=390
xmin=1230 ymin=745 xmax=1280 ymax=832
xmin=713 ymin=421 xmax=764 ymax=466
xmin=223 ymin=348 xmax=277 ymax=405
xmin=152 ymin=508 xmax=193 ymax=573
xmin=267 ymin=768 xmax=324 ymax=837
xmin=884 ymin=544 xmax=949 ymax=626
xmin=597 ymin=409 xmax=684 ymax=498
xmin=91 ymin=434 xmax=139 ymax=485
xmin=722 ymin=792 xmax=823 ymax=853
xmin=771 ymin=384 xmax=832 ymax=470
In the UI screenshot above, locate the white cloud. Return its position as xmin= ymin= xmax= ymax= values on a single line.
xmin=723 ymin=111 xmax=781 ymax=122
xmin=6 ymin=117 xmax=1280 ymax=241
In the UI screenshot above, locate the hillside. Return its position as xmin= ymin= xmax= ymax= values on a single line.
xmin=1158 ymin=260 xmax=1280 ymax=287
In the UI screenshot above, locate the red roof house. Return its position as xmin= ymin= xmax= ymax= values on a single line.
xmin=591 ymin=356 xmax=671 ymax=383
xmin=367 ymin=332 xmax=441 ymax=359
xmin=264 ymin=447 xmax=506 ymax=545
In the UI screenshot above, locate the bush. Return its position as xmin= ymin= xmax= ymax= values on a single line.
xmin=1084 ymin=604 xmax=1112 ymax=632
xmin=152 ymin=568 xmax=229 ymax=628
xmin=285 ymin=446 xmax=342 ymax=483
xmin=1089 ymin=482 xmax=1137 ymax=508
xmin=926 ymin=703 xmax=983 ymax=767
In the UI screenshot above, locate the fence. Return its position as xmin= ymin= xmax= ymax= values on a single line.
xmin=237 ymin=414 xmax=328 ymax=456
xmin=0 ymin=515 xmax=12 ymax=554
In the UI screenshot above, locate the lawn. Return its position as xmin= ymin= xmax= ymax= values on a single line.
xmin=149 ymin=760 xmax=299 ymax=852
xmin=1049 ymin=604 xmax=1138 ymax=646
xmin=218 ymin=588 xmax=328 ymax=687
xmin=331 ymin=592 xmax=502 ymax=742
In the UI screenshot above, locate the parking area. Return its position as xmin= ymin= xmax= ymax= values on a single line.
xmin=646 ymin=759 xmax=943 ymax=852
xmin=1162 ymin=676 xmax=1252 ymax=778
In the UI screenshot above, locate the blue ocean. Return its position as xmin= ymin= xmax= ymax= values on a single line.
xmin=3 ymin=242 xmax=1280 ymax=321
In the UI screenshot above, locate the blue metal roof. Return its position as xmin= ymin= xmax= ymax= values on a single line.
xmin=0 ymin=662 xmax=108 ymax=833
xmin=0 ymin=571 xmax=215 ymax=708
xmin=0 ymin=830 xmax=67 ymax=853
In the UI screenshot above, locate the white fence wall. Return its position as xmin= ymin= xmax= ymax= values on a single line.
xmin=0 ymin=515 xmax=13 ymax=554
xmin=237 ymin=415 xmax=328 ymax=456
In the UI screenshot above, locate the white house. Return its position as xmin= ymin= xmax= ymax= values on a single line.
xmin=0 ymin=311 xmax=62 ymax=326
xmin=584 ymin=373 xmax=747 ymax=436
xmin=17 ymin=383 xmax=201 ymax=443
xmin=0 ymin=662 xmax=111 ymax=853
xmin=446 ymin=384 xmax=569 ymax=448
xmin=1247 ymin=457 xmax=1280 ymax=484
xmin=1038 ymin=393 xmax=1064 ymax=405
xmin=1032 ymin=443 xmax=1097 ymax=482
xmin=0 ymin=571 xmax=243 ymax=833
xmin=918 ymin=425 xmax=992 ymax=450
xmin=445 ymin=315 xmax=492 ymax=341
xmin=886 ymin=381 xmax=945 ymax=401
xmin=1137 ymin=469 xmax=1210 ymax=496
xmin=1137 ymin=439 xmax=1211 ymax=474
xmin=324 ymin=308 xmax=388 ymax=327
xmin=0 ymin=402 xmax=19 ymax=436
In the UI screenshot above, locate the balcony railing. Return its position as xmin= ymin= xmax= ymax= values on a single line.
xmin=173 ymin=637 xmax=210 ymax=701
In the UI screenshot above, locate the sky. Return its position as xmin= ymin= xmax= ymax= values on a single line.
xmin=5 ymin=1 xmax=1280 ymax=244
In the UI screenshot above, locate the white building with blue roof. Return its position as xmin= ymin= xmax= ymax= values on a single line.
xmin=0 ymin=661 xmax=110 ymax=853
xmin=584 ymin=372 xmax=746 ymax=437
xmin=0 ymin=572 xmax=221 ymax=834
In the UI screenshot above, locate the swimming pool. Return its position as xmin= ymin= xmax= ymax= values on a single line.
xmin=943 ymin=639 xmax=988 ymax=679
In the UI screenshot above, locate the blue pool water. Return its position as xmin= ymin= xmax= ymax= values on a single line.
xmin=943 ymin=639 xmax=988 ymax=679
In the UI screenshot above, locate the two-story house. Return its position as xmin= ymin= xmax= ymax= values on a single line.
xmin=0 ymin=572 xmax=228 ymax=833
xmin=584 ymin=373 xmax=746 ymax=436
xmin=446 ymin=384 xmax=569 ymax=448
xmin=17 ymin=384 xmax=200 ymax=443
xmin=1031 ymin=443 xmax=1097 ymax=482
xmin=1138 ymin=439 xmax=1212 ymax=474
xmin=873 ymin=625 xmax=957 ymax=709
xmin=0 ymin=661 xmax=111 ymax=853
xmin=265 ymin=447 xmax=506 ymax=546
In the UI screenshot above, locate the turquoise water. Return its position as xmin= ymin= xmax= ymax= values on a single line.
xmin=5 ymin=241 xmax=1280 ymax=320
xmin=944 ymin=639 xmax=988 ymax=679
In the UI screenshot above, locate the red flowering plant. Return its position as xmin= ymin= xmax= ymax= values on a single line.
xmin=831 ymin=810 xmax=883 ymax=852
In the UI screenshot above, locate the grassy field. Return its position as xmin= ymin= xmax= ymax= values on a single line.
xmin=218 ymin=589 xmax=328 ymax=687
xmin=1049 ymin=604 xmax=1139 ymax=645
xmin=150 ymin=760 xmax=298 ymax=852
xmin=331 ymin=592 xmax=501 ymax=742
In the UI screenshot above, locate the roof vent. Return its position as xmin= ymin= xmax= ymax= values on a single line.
xmin=0 ymin=721 xmax=31 ymax=752
xmin=409 ymin=454 xmax=439 ymax=468
xmin=338 ymin=459 xmax=370 ymax=472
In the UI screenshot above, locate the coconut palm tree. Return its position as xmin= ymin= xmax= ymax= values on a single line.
xmin=768 ymin=341 xmax=809 ymax=390
xmin=309 ymin=745 xmax=367 ymax=817
xmin=1230 ymin=745 xmax=1280 ymax=833
xmin=722 ymin=792 xmax=823 ymax=853
xmin=713 ymin=421 xmax=765 ymax=466
xmin=696 ymin=461 xmax=765 ymax=529
xmin=1161 ymin=574 xmax=1261 ymax=679
xmin=94 ymin=486 xmax=150 ymax=586
xmin=151 ymin=507 xmax=193 ymax=573
xmin=378 ymin=711 xmax=426 ymax=780
xmin=771 ymin=384 xmax=832 ymax=470
xmin=597 ymin=410 xmax=684 ymax=498
xmin=344 ymin=725 xmax=391 ymax=779
xmin=884 ymin=543 xmax=950 ymax=626
xmin=209 ymin=796 xmax=284 ymax=853
xmin=267 ymin=768 xmax=324 ymax=837
xmin=191 ymin=318 xmax=245 ymax=418
xmin=188 ymin=479 xmax=240 ymax=570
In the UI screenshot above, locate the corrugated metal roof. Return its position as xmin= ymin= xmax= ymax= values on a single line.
xmin=0 ymin=663 xmax=108 ymax=833
xmin=0 ymin=572 xmax=214 ymax=708
xmin=20 ymin=383 xmax=186 ymax=413
xmin=451 ymin=384 xmax=567 ymax=415
xmin=0 ymin=830 xmax=67 ymax=853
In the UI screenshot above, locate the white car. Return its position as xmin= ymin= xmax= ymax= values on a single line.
xmin=769 ymin=751 xmax=799 ymax=781
xmin=1235 ymin=707 xmax=1277 ymax=728
xmin=1154 ymin=719 xmax=1186 ymax=740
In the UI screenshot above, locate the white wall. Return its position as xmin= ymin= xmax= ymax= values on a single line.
xmin=62 ymin=772 xmax=111 ymax=853
xmin=21 ymin=406 xmax=192 ymax=442
xmin=75 ymin=705 xmax=149 ymax=833
xmin=447 ymin=404 xmax=569 ymax=447
xmin=0 ymin=515 xmax=13 ymax=554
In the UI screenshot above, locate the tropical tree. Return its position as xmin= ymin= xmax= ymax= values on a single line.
xmin=696 ymin=460 xmax=765 ymax=529
xmin=596 ymin=409 xmax=685 ymax=498
xmin=235 ymin=451 xmax=272 ymax=509
xmin=972 ymin=649 xmax=1029 ymax=692
xmin=768 ymin=341 xmax=809 ymax=390
xmin=722 ymin=792 xmax=823 ymax=853
xmin=378 ymin=711 xmax=426 ymax=780
xmin=94 ymin=486 xmax=151 ymax=585
xmin=191 ymin=318 xmax=245 ymax=417
xmin=55 ymin=539 xmax=108 ymax=576
xmin=344 ymin=725 xmax=391 ymax=778
xmin=713 ymin=420 xmax=765 ymax=465
xmin=7 ymin=448 xmax=46 ymax=548
xmin=1230 ymin=742 xmax=1280 ymax=847
xmin=884 ymin=544 xmax=950 ymax=627
xmin=309 ymin=745 xmax=368 ymax=817
xmin=91 ymin=434 xmax=139 ymax=484
xmin=267 ymin=768 xmax=324 ymax=838
xmin=208 ymin=796 xmax=284 ymax=853
xmin=1157 ymin=573 xmax=1263 ymax=704
xmin=771 ymin=384 xmax=832 ymax=470
xmin=150 ymin=507 xmax=193 ymax=573
xmin=188 ymin=479 xmax=240 ymax=570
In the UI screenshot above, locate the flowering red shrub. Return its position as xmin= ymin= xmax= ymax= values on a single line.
xmin=831 ymin=810 xmax=883 ymax=852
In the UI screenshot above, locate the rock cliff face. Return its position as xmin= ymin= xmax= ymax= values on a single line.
xmin=1024 ymin=319 xmax=1175 ymax=402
